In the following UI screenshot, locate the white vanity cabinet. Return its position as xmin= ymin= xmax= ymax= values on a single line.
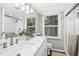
xmin=15 ymin=37 xmax=47 ymax=56
xmin=34 ymin=39 xmax=47 ymax=56
xmin=0 ymin=37 xmax=47 ymax=56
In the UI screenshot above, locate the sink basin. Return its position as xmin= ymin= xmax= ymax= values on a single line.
xmin=0 ymin=40 xmax=36 ymax=56
xmin=22 ymin=42 xmax=35 ymax=47
xmin=16 ymin=41 xmax=36 ymax=50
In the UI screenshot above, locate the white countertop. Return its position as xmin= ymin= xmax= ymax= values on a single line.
xmin=0 ymin=36 xmax=46 ymax=56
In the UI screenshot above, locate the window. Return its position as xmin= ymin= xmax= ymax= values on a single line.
xmin=45 ymin=15 xmax=59 ymax=37
xmin=27 ymin=17 xmax=35 ymax=34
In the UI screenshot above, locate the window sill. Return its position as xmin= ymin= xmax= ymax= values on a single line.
xmin=45 ymin=36 xmax=61 ymax=39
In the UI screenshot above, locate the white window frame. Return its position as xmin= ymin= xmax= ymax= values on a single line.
xmin=43 ymin=13 xmax=61 ymax=39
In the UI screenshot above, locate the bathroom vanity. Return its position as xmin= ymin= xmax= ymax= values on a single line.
xmin=0 ymin=36 xmax=47 ymax=56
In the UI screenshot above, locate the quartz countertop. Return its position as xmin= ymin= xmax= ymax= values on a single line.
xmin=0 ymin=36 xmax=46 ymax=56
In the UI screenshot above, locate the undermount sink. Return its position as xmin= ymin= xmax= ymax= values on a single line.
xmin=22 ymin=42 xmax=35 ymax=47
xmin=17 ymin=41 xmax=36 ymax=50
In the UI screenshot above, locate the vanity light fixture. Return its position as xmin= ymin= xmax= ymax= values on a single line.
xmin=15 ymin=3 xmax=34 ymax=14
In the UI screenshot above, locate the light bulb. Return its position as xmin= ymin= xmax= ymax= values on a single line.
xmin=30 ymin=8 xmax=34 ymax=13
xmin=25 ymin=4 xmax=30 ymax=14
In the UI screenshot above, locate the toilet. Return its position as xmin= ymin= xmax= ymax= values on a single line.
xmin=47 ymin=43 xmax=52 ymax=56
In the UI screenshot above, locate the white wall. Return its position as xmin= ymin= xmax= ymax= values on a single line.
xmin=75 ymin=6 xmax=79 ymax=35
xmin=66 ymin=10 xmax=75 ymax=51
xmin=36 ymin=12 xmax=65 ymax=50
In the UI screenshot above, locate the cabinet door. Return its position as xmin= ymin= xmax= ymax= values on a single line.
xmin=34 ymin=40 xmax=47 ymax=56
xmin=42 ymin=40 xmax=47 ymax=56
xmin=42 ymin=46 xmax=47 ymax=56
xmin=38 ymin=40 xmax=47 ymax=56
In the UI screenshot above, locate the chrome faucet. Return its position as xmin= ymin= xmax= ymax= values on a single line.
xmin=1 ymin=32 xmax=7 ymax=48
xmin=1 ymin=32 xmax=7 ymax=39
xmin=10 ymin=33 xmax=14 ymax=46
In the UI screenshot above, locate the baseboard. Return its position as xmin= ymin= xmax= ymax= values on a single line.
xmin=64 ymin=49 xmax=69 ymax=56
xmin=50 ymin=48 xmax=65 ymax=53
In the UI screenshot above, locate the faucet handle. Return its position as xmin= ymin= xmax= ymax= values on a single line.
xmin=16 ymin=39 xmax=19 ymax=44
xmin=3 ymin=42 xmax=7 ymax=48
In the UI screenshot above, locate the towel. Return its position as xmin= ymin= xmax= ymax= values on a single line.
xmin=68 ymin=33 xmax=78 ymax=56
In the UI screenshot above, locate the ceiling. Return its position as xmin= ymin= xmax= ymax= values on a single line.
xmin=31 ymin=3 xmax=75 ymax=15
xmin=0 ymin=3 xmax=75 ymax=18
